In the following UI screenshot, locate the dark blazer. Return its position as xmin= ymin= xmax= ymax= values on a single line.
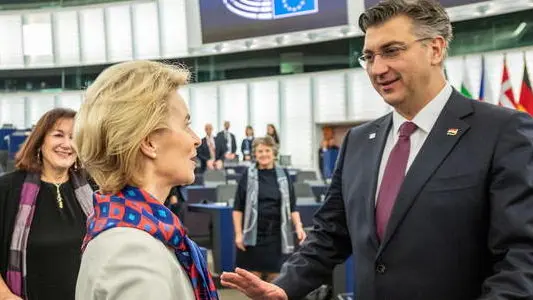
xmin=197 ymin=137 xmax=226 ymax=172
xmin=241 ymin=138 xmax=254 ymax=159
xmin=274 ymin=90 xmax=533 ymax=300
xmin=165 ymin=186 xmax=186 ymax=222
xmin=216 ymin=131 xmax=237 ymax=154
xmin=0 ymin=170 xmax=24 ymax=279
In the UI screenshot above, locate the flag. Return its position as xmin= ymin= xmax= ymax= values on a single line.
xmin=498 ymin=55 xmax=518 ymax=109
xmin=478 ymin=56 xmax=487 ymax=102
xmin=518 ymin=54 xmax=533 ymax=115
xmin=460 ymin=57 xmax=473 ymax=98
xmin=273 ymin=0 xmax=318 ymax=18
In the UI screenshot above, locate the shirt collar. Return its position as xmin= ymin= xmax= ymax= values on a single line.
xmin=392 ymin=82 xmax=452 ymax=135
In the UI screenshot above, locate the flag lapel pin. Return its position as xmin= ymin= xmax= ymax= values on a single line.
xmin=447 ymin=128 xmax=459 ymax=136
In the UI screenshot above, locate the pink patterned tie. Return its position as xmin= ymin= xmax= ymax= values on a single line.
xmin=376 ymin=121 xmax=417 ymax=241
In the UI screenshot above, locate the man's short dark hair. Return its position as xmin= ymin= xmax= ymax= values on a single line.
xmin=359 ymin=0 xmax=453 ymax=56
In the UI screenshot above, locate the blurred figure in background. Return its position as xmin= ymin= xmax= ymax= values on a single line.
xmin=232 ymin=136 xmax=306 ymax=283
xmin=198 ymin=123 xmax=224 ymax=171
xmin=74 ymin=60 xmax=218 ymax=300
xmin=266 ymin=124 xmax=280 ymax=145
xmin=216 ymin=121 xmax=237 ymax=162
xmin=165 ymin=186 xmax=187 ymax=223
xmin=241 ymin=125 xmax=255 ymax=162
xmin=318 ymin=127 xmax=339 ymax=180
xmin=0 ymin=108 xmax=94 ymax=300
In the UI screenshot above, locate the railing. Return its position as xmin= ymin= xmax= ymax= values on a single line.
xmin=0 ymin=0 xmax=129 ymax=10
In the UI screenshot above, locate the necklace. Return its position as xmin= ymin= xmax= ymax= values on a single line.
xmin=52 ymin=182 xmax=64 ymax=209
xmin=41 ymin=173 xmax=68 ymax=209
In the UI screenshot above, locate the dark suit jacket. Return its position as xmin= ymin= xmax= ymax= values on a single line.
xmin=165 ymin=186 xmax=186 ymax=221
xmin=241 ymin=138 xmax=254 ymax=159
xmin=274 ymin=90 xmax=533 ymax=300
xmin=216 ymin=131 xmax=237 ymax=154
xmin=197 ymin=137 xmax=226 ymax=171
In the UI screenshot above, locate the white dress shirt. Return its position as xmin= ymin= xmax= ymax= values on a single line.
xmin=224 ymin=130 xmax=233 ymax=154
xmin=206 ymin=135 xmax=216 ymax=159
xmin=375 ymin=83 xmax=453 ymax=203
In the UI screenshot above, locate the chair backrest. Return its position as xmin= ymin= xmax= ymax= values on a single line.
xmin=296 ymin=170 xmax=317 ymax=182
xmin=203 ymin=170 xmax=226 ymax=187
xmin=6 ymin=160 xmax=15 ymax=172
xmin=224 ymin=157 xmax=239 ymax=167
xmin=216 ymin=184 xmax=238 ymax=203
xmin=204 ymin=169 xmax=226 ymax=182
xmin=279 ymin=155 xmax=292 ymax=167
xmin=293 ymin=182 xmax=314 ymax=198
xmin=0 ymin=150 xmax=7 ymax=172
xmin=296 ymin=196 xmax=317 ymax=205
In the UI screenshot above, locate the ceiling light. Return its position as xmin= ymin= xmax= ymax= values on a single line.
xmin=513 ymin=22 xmax=527 ymax=36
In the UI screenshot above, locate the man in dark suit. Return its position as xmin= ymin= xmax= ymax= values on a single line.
xmin=197 ymin=123 xmax=224 ymax=171
xmin=220 ymin=1 xmax=533 ymax=299
xmin=216 ymin=120 xmax=237 ymax=161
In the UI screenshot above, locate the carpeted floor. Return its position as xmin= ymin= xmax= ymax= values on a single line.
xmin=218 ymin=288 xmax=249 ymax=299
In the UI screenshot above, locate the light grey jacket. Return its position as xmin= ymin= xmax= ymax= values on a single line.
xmin=76 ymin=227 xmax=195 ymax=300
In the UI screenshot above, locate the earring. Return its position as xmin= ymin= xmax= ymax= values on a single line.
xmin=36 ymin=150 xmax=41 ymax=164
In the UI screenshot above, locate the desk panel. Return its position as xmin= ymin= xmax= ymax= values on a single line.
xmin=188 ymin=203 xmax=321 ymax=274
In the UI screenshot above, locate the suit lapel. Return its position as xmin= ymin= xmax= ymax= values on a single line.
xmin=377 ymin=91 xmax=473 ymax=255
xmin=363 ymin=115 xmax=392 ymax=250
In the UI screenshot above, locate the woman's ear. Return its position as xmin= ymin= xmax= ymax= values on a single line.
xmin=140 ymin=135 xmax=157 ymax=159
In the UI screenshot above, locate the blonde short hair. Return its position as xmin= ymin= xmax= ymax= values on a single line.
xmin=252 ymin=136 xmax=279 ymax=158
xmin=74 ymin=60 xmax=189 ymax=193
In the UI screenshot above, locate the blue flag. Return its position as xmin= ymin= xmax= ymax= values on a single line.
xmin=273 ymin=0 xmax=318 ymax=18
xmin=479 ymin=57 xmax=485 ymax=101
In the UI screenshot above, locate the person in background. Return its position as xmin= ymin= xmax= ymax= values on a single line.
xmin=74 ymin=60 xmax=218 ymax=300
xmin=165 ymin=186 xmax=187 ymax=223
xmin=220 ymin=0 xmax=533 ymax=299
xmin=198 ymin=123 xmax=224 ymax=171
xmin=266 ymin=124 xmax=280 ymax=145
xmin=232 ymin=136 xmax=306 ymax=283
xmin=241 ymin=125 xmax=255 ymax=161
xmin=318 ymin=127 xmax=339 ymax=180
xmin=0 ymin=108 xmax=94 ymax=300
xmin=216 ymin=121 xmax=237 ymax=161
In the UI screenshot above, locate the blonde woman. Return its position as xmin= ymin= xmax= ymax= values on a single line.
xmin=74 ymin=61 xmax=218 ymax=300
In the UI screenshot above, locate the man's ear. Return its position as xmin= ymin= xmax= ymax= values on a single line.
xmin=429 ymin=36 xmax=446 ymax=66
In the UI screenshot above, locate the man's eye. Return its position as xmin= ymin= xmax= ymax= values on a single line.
xmin=383 ymin=47 xmax=401 ymax=57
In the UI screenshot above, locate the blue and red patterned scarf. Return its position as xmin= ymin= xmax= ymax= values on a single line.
xmin=82 ymin=185 xmax=219 ymax=300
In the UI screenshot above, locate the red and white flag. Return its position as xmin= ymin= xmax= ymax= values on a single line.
xmin=498 ymin=56 xmax=518 ymax=109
